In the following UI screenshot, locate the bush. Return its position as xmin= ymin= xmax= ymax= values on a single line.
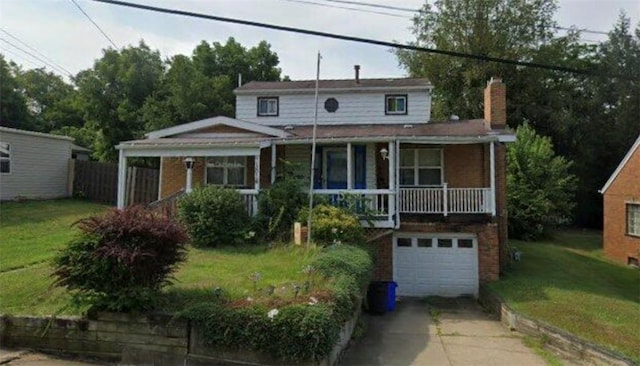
xmin=179 ymin=244 xmax=373 ymax=362
xmin=177 ymin=186 xmax=250 ymax=247
xmin=52 ymin=206 xmax=188 ymax=312
xmin=298 ymin=204 xmax=365 ymax=245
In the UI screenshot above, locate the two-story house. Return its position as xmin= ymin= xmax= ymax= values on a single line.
xmin=115 ymin=69 xmax=515 ymax=297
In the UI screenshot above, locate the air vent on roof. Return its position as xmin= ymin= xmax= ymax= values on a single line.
xmin=403 ymin=124 xmax=413 ymax=129
xmin=284 ymin=125 xmax=295 ymax=130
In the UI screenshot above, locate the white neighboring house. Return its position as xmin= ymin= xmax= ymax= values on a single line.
xmin=0 ymin=126 xmax=87 ymax=201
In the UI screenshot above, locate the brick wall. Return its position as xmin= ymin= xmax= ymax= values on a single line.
xmin=603 ymin=145 xmax=640 ymax=264
xmin=444 ymin=144 xmax=485 ymax=188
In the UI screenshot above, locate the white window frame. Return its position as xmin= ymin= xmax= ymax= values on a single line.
xmin=0 ymin=142 xmax=10 ymax=175
xmin=385 ymin=94 xmax=408 ymax=115
xmin=205 ymin=156 xmax=247 ymax=187
xmin=627 ymin=203 xmax=640 ymax=237
xmin=257 ymin=97 xmax=279 ymax=117
xmin=399 ymin=148 xmax=443 ymax=187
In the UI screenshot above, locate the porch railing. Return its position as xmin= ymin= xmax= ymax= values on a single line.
xmin=399 ymin=184 xmax=492 ymax=215
xmin=147 ymin=189 xmax=185 ymax=217
xmin=238 ymin=189 xmax=259 ymax=217
xmin=312 ymin=189 xmax=395 ymax=228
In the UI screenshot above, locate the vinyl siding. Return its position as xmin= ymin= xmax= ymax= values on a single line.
xmin=236 ymin=91 xmax=431 ymax=126
xmin=0 ymin=131 xmax=72 ymax=200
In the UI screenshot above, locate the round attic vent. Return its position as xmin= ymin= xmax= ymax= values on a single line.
xmin=324 ymin=98 xmax=339 ymax=113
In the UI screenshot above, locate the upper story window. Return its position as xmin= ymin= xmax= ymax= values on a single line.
xmin=257 ymin=97 xmax=279 ymax=117
xmin=385 ymin=94 xmax=408 ymax=115
xmin=206 ymin=156 xmax=246 ymax=187
xmin=399 ymin=148 xmax=442 ymax=186
xmin=0 ymin=142 xmax=10 ymax=174
xmin=627 ymin=203 xmax=640 ymax=237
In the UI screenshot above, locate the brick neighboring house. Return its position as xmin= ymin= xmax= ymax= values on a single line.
xmin=600 ymin=135 xmax=640 ymax=266
xmin=116 ymin=70 xmax=515 ymax=297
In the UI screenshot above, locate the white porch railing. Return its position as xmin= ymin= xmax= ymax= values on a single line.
xmin=312 ymin=189 xmax=395 ymax=228
xmin=399 ymin=184 xmax=492 ymax=215
xmin=238 ymin=189 xmax=259 ymax=216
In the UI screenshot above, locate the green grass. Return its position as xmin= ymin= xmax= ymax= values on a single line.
xmin=0 ymin=199 xmax=323 ymax=316
xmin=490 ymin=231 xmax=640 ymax=363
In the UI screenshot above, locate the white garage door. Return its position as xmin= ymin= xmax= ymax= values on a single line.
xmin=393 ymin=234 xmax=478 ymax=297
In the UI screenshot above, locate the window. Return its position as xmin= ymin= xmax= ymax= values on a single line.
xmin=205 ymin=156 xmax=246 ymax=186
xmin=257 ymin=97 xmax=278 ymax=116
xmin=437 ymin=239 xmax=453 ymax=248
xmin=0 ymin=142 xmax=10 ymax=174
xmin=399 ymin=148 xmax=442 ymax=186
xmin=627 ymin=203 xmax=640 ymax=237
xmin=385 ymin=94 xmax=407 ymax=115
xmin=397 ymin=238 xmax=412 ymax=247
xmin=417 ymin=238 xmax=432 ymax=247
xmin=458 ymin=239 xmax=474 ymax=248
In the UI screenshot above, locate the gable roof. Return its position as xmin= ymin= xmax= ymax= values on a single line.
xmin=234 ymin=78 xmax=432 ymax=94
xmin=144 ymin=116 xmax=290 ymax=139
xmin=0 ymin=126 xmax=74 ymax=142
xmin=600 ymin=134 xmax=640 ymax=193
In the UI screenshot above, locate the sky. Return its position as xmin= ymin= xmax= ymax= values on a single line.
xmin=0 ymin=0 xmax=638 ymax=81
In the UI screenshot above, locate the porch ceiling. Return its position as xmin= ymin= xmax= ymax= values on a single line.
xmin=116 ymin=137 xmax=270 ymax=157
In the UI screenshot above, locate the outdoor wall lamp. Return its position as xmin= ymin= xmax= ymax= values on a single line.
xmin=379 ymin=147 xmax=389 ymax=160
xmin=184 ymin=157 xmax=195 ymax=170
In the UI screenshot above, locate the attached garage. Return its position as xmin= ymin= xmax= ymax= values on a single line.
xmin=393 ymin=233 xmax=479 ymax=297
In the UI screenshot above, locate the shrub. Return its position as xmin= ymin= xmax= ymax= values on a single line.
xmin=298 ymin=204 xmax=365 ymax=245
xmin=178 ymin=244 xmax=373 ymax=362
xmin=52 ymin=206 xmax=188 ymax=312
xmin=177 ymin=186 xmax=250 ymax=247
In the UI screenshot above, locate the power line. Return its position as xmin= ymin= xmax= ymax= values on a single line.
xmin=92 ymin=0 xmax=607 ymax=77
xmin=70 ymin=0 xmax=118 ymax=48
xmin=0 ymin=38 xmax=72 ymax=76
xmin=318 ymin=0 xmax=417 ymax=13
xmin=0 ymin=47 xmax=42 ymax=69
xmin=0 ymin=28 xmax=73 ymax=75
xmin=281 ymin=0 xmax=407 ymax=18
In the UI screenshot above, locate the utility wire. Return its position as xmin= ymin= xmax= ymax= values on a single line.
xmin=282 ymin=0 xmax=407 ymax=18
xmin=70 ymin=0 xmax=118 ymax=48
xmin=92 ymin=0 xmax=606 ymax=77
xmin=0 ymin=47 xmax=41 ymax=69
xmin=0 ymin=38 xmax=72 ymax=76
xmin=0 ymin=28 xmax=73 ymax=75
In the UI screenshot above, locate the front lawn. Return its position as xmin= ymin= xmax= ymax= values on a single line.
xmin=489 ymin=231 xmax=640 ymax=363
xmin=0 ymin=199 xmax=324 ymax=316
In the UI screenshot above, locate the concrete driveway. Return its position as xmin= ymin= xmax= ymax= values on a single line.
xmin=340 ymin=297 xmax=549 ymax=366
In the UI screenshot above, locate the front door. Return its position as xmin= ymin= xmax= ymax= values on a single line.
xmin=325 ymin=149 xmax=348 ymax=189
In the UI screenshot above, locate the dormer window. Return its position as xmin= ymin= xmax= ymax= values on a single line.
xmin=386 ymin=94 xmax=407 ymax=115
xmin=257 ymin=97 xmax=279 ymax=116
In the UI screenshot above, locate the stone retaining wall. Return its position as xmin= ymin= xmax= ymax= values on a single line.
xmin=479 ymin=286 xmax=636 ymax=366
xmin=1 ymin=307 xmax=360 ymax=366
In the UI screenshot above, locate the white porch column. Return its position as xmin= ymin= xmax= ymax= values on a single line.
xmin=117 ymin=149 xmax=127 ymax=209
xmin=271 ymin=145 xmax=277 ymax=184
xmin=490 ymin=142 xmax=496 ymax=216
xmin=388 ymin=141 xmax=396 ymax=227
xmin=184 ymin=158 xmax=194 ymax=193
xmin=347 ymin=142 xmax=353 ymax=190
xmin=253 ymin=153 xmax=260 ymax=215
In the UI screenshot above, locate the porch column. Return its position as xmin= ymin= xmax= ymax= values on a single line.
xmin=347 ymin=142 xmax=353 ymax=190
xmin=117 ymin=149 xmax=127 ymax=209
xmin=388 ymin=141 xmax=396 ymax=227
xmin=254 ymin=153 xmax=260 ymax=214
xmin=271 ymin=145 xmax=277 ymax=184
xmin=490 ymin=142 xmax=496 ymax=216
xmin=184 ymin=157 xmax=194 ymax=193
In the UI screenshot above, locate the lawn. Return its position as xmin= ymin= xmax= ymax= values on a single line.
xmin=0 ymin=199 xmax=323 ymax=316
xmin=489 ymin=231 xmax=640 ymax=363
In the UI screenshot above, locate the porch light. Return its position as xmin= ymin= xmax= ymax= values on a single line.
xmin=184 ymin=157 xmax=195 ymax=170
xmin=380 ymin=148 xmax=389 ymax=160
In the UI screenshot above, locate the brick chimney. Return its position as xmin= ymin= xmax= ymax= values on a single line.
xmin=354 ymin=65 xmax=360 ymax=84
xmin=484 ymin=77 xmax=506 ymax=130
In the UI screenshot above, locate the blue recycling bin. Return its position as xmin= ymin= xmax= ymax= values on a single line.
xmin=386 ymin=281 xmax=398 ymax=311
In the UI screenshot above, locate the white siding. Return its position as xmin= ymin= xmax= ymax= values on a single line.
xmin=236 ymin=91 xmax=431 ymax=126
xmin=0 ymin=131 xmax=72 ymax=200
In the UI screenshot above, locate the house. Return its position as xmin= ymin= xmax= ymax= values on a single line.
xmin=116 ymin=68 xmax=515 ymax=297
xmin=0 ymin=126 xmax=85 ymax=201
xmin=599 ymin=135 xmax=640 ymax=266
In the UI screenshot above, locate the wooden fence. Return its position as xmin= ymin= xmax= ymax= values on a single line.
xmin=71 ymin=160 xmax=159 ymax=206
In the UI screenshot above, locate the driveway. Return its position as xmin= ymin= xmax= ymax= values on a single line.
xmin=340 ymin=297 xmax=549 ymax=366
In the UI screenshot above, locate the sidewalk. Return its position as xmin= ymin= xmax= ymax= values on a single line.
xmin=0 ymin=349 xmax=105 ymax=366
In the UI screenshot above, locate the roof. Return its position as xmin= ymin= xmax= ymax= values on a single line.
xmin=0 ymin=126 xmax=74 ymax=142
xmin=234 ymin=78 xmax=432 ymax=94
xmin=145 ymin=116 xmax=290 ymax=139
xmin=600 ymin=134 xmax=640 ymax=193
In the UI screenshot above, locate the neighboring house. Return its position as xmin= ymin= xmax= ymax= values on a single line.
xmin=0 ymin=126 xmax=86 ymax=201
xmin=116 ymin=69 xmax=515 ymax=297
xmin=600 ymin=135 xmax=640 ymax=266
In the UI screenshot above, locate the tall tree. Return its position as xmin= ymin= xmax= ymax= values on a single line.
xmin=0 ymin=55 xmax=32 ymax=130
xmin=76 ymin=41 xmax=164 ymax=162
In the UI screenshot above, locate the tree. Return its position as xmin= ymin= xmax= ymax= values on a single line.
xmin=507 ymin=123 xmax=577 ymax=240
xmin=0 ymin=54 xmax=32 ymax=130
xmin=76 ymin=41 xmax=164 ymax=162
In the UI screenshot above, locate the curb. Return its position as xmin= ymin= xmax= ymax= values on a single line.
xmin=479 ymin=286 xmax=637 ymax=366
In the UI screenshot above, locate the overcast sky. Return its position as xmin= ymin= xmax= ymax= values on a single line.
xmin=1 ymin=0 xmax=638 ymax=81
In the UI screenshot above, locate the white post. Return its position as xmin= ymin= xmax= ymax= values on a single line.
xmin=271 ymin=145 xmax=277 ymax=184
xmin=185 ymin=159 xmax=193 ymax=194
xmin=347 ymin=142 xmax=353 ymax=190
xmin=117 ymin=149 xmax=127 ymax=208
xmin=490 ymin=142 xmax=496 ymax=216
xmin=443 ymin=182 xmax=448 ymax=216
xmin=388 ymin=141 xmax=396 ymax=227
xmin=254 ymin=153 xmax=260 ymax=215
